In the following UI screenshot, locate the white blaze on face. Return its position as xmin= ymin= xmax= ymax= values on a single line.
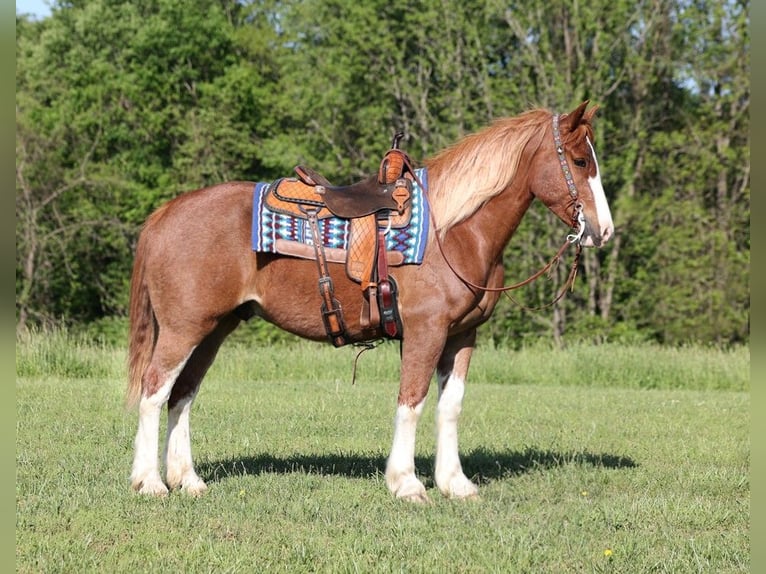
xmin=586 ymin=137 xmax=614 ymax=245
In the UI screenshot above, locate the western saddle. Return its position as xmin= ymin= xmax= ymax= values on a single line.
xmin=263 ymin=134 xmax=415 ymax=347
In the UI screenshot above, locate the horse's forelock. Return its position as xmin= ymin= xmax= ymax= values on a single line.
xmin=563 ymin=120 xmax=595 ymax=147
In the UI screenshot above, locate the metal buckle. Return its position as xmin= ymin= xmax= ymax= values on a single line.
xmin=567 ymin=203 xmax=586 ymax=244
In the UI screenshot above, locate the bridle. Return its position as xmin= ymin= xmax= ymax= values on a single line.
xmin=553 ymin=113 xmax=587 ymax=245
xmin=404 ymin=113 xmax=586 ymax=307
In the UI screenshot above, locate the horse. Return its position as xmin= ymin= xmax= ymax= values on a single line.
xmin=126 ymin=100 xmax=614 ymax=502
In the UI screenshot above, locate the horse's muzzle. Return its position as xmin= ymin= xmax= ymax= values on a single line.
xmin=581 ymin=219 xmax=614 ymax=247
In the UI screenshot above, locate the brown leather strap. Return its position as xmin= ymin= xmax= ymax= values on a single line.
xmin=306 ymin=209 xmax=347 ymax=346
xmin=364 ymin=284 xmax=380 ymax=328
xmin=294 ymin=165 xmax=331 ymax=187
xmin=503 ymin=244 xmax=583 ymax=311
xmin=376 ymin=226 xmax=400 ymax=338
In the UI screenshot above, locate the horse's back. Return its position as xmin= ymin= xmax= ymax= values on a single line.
xmin=142 ymin=181 xmax=254 ymax=239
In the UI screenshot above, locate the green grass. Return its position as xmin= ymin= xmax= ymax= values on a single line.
xmin=16 ymin=327 xmax=749 ymax=392
xmin=16 ymin=333 xmax=749 ymax=573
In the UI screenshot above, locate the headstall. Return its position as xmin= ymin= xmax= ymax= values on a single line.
xmin=412 ymin=113 xmax=585 ymax=306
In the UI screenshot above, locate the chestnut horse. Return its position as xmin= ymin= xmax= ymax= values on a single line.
xmin=127 ymin=101 xmax=614 ymax=502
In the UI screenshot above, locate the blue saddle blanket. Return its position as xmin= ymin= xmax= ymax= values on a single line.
xmin=252 ymin=167 xmax=429 ymax=264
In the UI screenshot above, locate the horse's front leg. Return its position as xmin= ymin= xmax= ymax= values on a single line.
xmin=435 ymin=329 xmax=479 ymax=499
xmin=385 ymin=327 xmax=445 ymax=503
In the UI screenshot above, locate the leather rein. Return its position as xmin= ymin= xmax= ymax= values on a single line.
xmin=405 ymin=113 xmax=585 ymax=309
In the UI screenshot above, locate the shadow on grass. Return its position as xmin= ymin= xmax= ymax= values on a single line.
xmin=198 ymin=447 xmax=636 ymax=485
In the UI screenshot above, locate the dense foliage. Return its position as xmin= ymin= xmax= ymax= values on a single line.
xmin=16 ymin=0 xmax=749 ymax=347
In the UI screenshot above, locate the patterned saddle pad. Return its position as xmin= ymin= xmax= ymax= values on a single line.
xmin=251 ymin=168 xmax=430 ymax=265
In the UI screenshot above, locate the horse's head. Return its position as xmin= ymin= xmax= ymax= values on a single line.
xmin=530 ymin=101 xmax=614 ymax=247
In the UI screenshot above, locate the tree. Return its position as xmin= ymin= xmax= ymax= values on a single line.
xmin=15 ymin=0 xmax=275 ymax=330
xmin=608 ymin=0 xmax=749 ymax=345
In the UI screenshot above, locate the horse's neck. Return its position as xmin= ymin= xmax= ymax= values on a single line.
xmin=449 ymin=180 xmax=534 ymax=268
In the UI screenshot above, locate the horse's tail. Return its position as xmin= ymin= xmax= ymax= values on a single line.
xmin=126 ymin=223 xmax=156 ymax=410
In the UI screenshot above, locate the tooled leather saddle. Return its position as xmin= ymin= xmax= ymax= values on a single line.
xmin=263 ymin=134 xmax=415 ymax=347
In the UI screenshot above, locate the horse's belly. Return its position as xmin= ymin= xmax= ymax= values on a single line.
xmin=249 ymin=254 xmax=382 ymax=342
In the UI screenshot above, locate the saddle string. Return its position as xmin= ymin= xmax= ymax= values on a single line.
xmin=350 ymin=339 xmax=385 ymax=385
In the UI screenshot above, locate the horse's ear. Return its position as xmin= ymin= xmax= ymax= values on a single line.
xmin=584 ymin=103 xmax=599 ymax=122
xmin=564 ymin=100 xmax=590 ymax=130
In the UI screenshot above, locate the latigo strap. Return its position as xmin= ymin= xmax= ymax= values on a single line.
xmin=305 ymin=208 xmax=347 ymax=347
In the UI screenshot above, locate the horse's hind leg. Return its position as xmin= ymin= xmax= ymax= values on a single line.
xmin=131 ymin=334 xmax=196 ymax=496
xmin=164 ymin=315 xmax=240 ymax=495
xmin=434 ymin=329 xmax=479 ymax=499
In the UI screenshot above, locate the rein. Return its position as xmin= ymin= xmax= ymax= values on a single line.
xmin=402 ymin=113 xmax=585 ymax=307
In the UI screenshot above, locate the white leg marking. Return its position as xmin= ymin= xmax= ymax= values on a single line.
xmin=130 ymin=358 xmax=190 ymax=496
xmin=386 ymin=400 xmax=429 ymax=502
xmin=586 ymin=138 xmax=614 ymax=244
xmin=435 ymin=374 xmax=479 ymax=499
xmin=165 ymin=394 xmax=207 ymax=496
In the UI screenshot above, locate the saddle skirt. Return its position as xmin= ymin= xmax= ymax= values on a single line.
xmin=251 ymin=167 xmax=430 ymax=266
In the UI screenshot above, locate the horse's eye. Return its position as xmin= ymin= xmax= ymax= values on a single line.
xmin=573 ymin=158 xmax=587 ymax=168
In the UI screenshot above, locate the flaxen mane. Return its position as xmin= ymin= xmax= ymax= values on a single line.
xmin=423 ymin=109 xmax=552 ymax=233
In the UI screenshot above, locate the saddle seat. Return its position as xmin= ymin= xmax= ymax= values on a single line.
xmin=262 ymin=138 xmax=416 ymax=347
xmin=265 ymin=169 xmax=412 ymax=221
xmin=307 ymin=173 xmax=411 ymax=219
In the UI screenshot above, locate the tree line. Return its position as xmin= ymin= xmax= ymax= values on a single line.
xmin=15 ymin=0 xmax=749 ymax=347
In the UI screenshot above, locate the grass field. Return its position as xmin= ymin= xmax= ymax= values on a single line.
xmin=16 ymin=332 xmax=749 ymax=572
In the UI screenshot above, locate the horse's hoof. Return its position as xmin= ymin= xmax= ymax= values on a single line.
xmin=388 ymin=473 xmax=430 ymax=503
xmin=400 ymin=491 xmax=432 ymax=504
xmin=453 ymin=492 xmax=481 ymax=501
xmin=438 ymin=474 xmax=480 ymax=500
xmin=392 ymin=481 xmax=431 ymax=503
xmin=448 ymin=486 xmax=480 ymax=500
xmin=133 ymin=479 xmax=169 ymax=497
xmin=167 ymin=470 xmax=208 ymax=496
xmin=182 ymin=479 xmax=208 ymax=497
